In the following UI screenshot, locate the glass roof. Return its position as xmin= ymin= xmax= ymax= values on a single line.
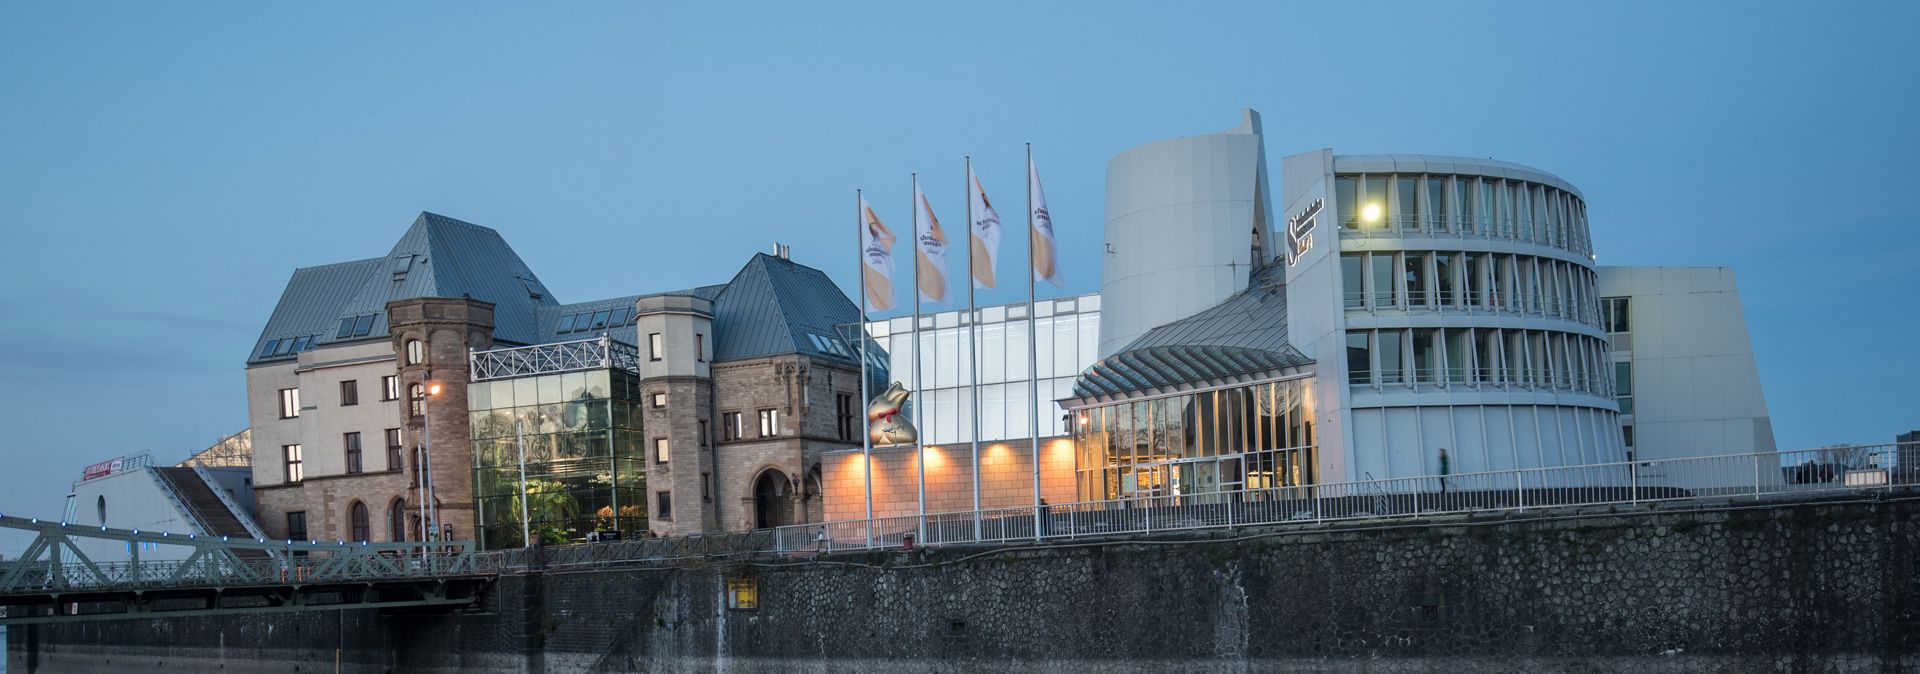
xmin=1071 ymin=344 xmax=1310 ymax=399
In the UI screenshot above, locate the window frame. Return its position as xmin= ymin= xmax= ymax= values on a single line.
xmin=656 ymin=491 xmax=673 ymax=520
xmin=381 ymin=375 xmax=400 ymax=401
xmin=649 ymin=333 xmax=664 ymax=361
xmin=655 ymin=437 xmax=671 ymax=464
xmin=279 ymin=388 xmax=301 ymax=419
xmin=405 ymin=339 xmax=424 ymax=365
xmin=344 ymin=432 xmax=363 ymax=474
xmin=722 ymin=411 xmax=742 ymax=441
xmin=339 ymin=380 xmax=359 ymax=407
xmin=283 ymin=444 xmax=304 ymax=483
xmin=758 ymin=408 xmax=780 ymax=437
xmin=385 ymin=428 xmax=403 ymax=471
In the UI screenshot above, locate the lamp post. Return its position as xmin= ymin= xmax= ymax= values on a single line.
xmin=423 ymin=381 xmax=444 ymax=546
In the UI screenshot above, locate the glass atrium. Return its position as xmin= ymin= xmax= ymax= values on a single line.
xmin=1071 ymin=376 xmax=1316 ymax=502
xmin=468 ymin=368 xmax=646 ymax=549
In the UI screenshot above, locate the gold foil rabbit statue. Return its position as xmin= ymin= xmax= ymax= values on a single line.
xmin=867 ymin=382 xmax=918 ymax=446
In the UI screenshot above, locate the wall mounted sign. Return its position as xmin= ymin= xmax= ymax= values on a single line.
xmin=1286 ymin=198 xmax=1323 ymax=266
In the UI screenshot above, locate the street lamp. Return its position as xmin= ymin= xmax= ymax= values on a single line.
xmin=420 ymin=380 xmax=444 ymax=545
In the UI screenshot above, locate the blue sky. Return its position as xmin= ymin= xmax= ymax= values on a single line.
xmin=0 ymin=1 xmax=1915 ymax=535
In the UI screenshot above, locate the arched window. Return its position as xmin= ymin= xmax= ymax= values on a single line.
xmin=405 ymin=339 xmax=425 ymax=365
xmin=389 ymin=499 xmax=408 ymax=542
xmin=349 ymin=501 xmax=370 ymax=542
xmin=410 ymin=383 xmax=426 ymax=418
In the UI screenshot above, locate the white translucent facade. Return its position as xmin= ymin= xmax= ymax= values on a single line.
xmin=1596 ymin=267 xmax=1776 ymax=463
xmin=1100 ymin=109 xmax=1274 ymax=357
xmin=1281 ymin=150 xmax=1624 ymax=481
xmin=866 ymin=294 xmax=1101 ymax=444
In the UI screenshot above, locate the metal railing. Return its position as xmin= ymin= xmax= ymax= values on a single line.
xmin=0 ymin=514 xmax=486 ymax=595
xmin=1340 ymin=215 xmax=1593 ymax=257
xmin=469 ymin=335 xmax=640 ymax=382
xmin=764 ymin=443 xmax=1918 ymax=555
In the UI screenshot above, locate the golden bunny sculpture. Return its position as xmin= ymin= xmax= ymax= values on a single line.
xmin=866 ymin=382 xmax=918 ymax=446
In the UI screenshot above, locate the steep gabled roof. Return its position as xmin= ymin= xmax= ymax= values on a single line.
xmin=710 ymin=253 xmax=861 ymax=364
xmin=248 ymin=212 xmax=559 ymax=365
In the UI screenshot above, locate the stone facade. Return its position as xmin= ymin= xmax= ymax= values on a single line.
xmin=702 ymin=355 xmax=862 ymax=533
xmin=387 ymin=297 xmax=496 ymax=542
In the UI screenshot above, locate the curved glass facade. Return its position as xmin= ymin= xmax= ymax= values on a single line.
xmin=1070 ymin=377 xmax=1316 ymax=502
xmin=467 ymin=369 xmax=646 ymax=549
xmin=1335 ymin=173 xmax=1593 ymax=258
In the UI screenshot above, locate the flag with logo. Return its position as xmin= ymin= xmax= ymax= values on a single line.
xmin=968 ymin=165 xmax=1003 ymax=289
xmin=1029 ymin=155 xmax=1063 ymax=287
xmin=860 ymin=195 xmax=897 ymax=312
xmin=914 ymin=181 xmax=950 ymax=303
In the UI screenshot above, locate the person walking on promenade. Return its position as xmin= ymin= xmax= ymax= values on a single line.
xmin=1438 ymin=448 xmax=1451 ymax=496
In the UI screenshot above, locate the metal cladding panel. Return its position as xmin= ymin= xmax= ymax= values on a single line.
xmin=710 ymin=253 xmax=861 ymax=365
xmin=1100 ymin=110 xmax=1269 ymax=358
xmin=1332 ymin=154 xmax=1584 ymax=200
xmin=247 ymin=257 xmax=386 ymax=365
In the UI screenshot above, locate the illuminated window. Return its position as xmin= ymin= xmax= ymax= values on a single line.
xmin=726 ymin=577 xmax=760 ymax=610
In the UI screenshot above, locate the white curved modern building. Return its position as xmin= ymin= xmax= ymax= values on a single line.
xmin=1279 ymin=150 xmax=1623 ymax=481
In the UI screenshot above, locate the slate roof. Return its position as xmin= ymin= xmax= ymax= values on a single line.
xmin=710 ymin=253 xmax=862 ymax=365
xmin=1071 ymin=265 xmax=1311 ymax=400
xmin=249 ymin=215 xmax=861 ymax=369
xmin=248 ymin=212 xmax=558 ymax=365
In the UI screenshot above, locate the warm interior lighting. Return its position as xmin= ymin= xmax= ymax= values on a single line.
xmin=1077 ymin=413 xmax=1089 ymax=427
xmin=1361 ymin=203 xmax=1383 ymax=224
xmin=427 ymin=383 xmax=443 ymax=396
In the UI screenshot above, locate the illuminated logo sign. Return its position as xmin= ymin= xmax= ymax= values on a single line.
xmin=1285 ymin=198 xmax=1323 ymax=266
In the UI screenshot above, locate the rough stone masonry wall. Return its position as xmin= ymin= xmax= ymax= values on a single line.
xmin=13 ymin=494 xmax=1920 ymax=673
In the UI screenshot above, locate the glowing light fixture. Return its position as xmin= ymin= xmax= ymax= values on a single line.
xmin=1361 ymin=203 xmax=1383 ymax=224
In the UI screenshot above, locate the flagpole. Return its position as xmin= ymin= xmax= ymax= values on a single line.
xmin=966 ymin=156 xmax=982 ymax=540
xmin=855 ymin=188 xmax=873 ymax=548
xmin=911 ymin=173 xmax=928 ymax=546
xmin=1025 ymin=143 xmax=1042 ymax=540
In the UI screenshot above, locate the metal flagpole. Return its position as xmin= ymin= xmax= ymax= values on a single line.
xmin=966 ymin=156 xmax=983 ymax=540
xmin=856 ymin=189 xmax=873 ymax=548
xmin=1025 ymin=143 xmax=1042 ymax=540
xmin=515 ymin=419 xmax=531 ymax=548
xmin=912 ymin=173 xmax=927 ymax=546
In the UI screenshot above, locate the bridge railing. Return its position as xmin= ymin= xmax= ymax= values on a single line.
xmin=0 ymin=517 xmax=484 ymax=596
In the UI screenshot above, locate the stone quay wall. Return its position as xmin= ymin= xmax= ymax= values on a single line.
xmin=12 ymin=492 xmax=1920 ymax=673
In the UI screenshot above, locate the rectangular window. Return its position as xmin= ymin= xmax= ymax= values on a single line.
xmin=386 ymin=428 xmax=403 ymax=470
xmin=1377 ymin=330 xmax=1404 ymax=384
xmin=1404 ymin=253 xmax=1428 ymax=306
xmin=285 ymin=511 xmax=307 ymax=541
xmin=1341 ymin=254 xmax=1365 ymax=309
xmin=1362 ymin=176 xmax=1388 ymax=228
xmin=1369 ymin=253 xmax=1398 ymax=307
xmin=344 ymin=432 xmax=363 ymax=474
xmin=1456 ymin=177 xmax=1475 ymax=234
xmin=283 ymin=444 xmax=304 ymax=482
xmin=1412 ymin=329 xmax=1438 ymax=385
xmin=557 ymin=314 xmax=577 ymax=333
xmin=1622 ymin=424 xmax=1635 ymax=448
xmin=1445 ymin=328 xmax=1472 ymax=384
xmin=1603 ymin=297 xmax=1631 ymax=333
xmin=1396 ymin=176 xmax=1420 ymax=230
xmin=1427 ymin=176 xmax=1449 ymax=231
xmin=339 ymin=380 xmax=358 ymax=406
xmin=702 ymin=473 xmax=712 ymax=502
xmin=758 ymin=408 xmax=779 ymax=437
xmin=1435 ymin=254 xmax=1456 ymax=307
xmin=836 ymin=393 xmax=856 ymax=442
xmin=695 ymin=334 xmax=706 ymax=362
xmin=699 ymin=420 xmax=710 ymax=447
xmin=590 ymin=310 xmax=611 ymax=330
xmin=722 ymin=412 xmax=742 ymax=441
xmin=649 ymin=333 xmax=664 ymax=361
xmin=1615 ymin=361 xmax=1634 ymax=415
xmin=382 ymin=375 xmax=400 ymax=401
xmin=1346 ymin=331 xmax=1372 ymax=385
xmin=656 ymin=492 xmax=673 ymax=520
xmin=655 ymin=438 xmax=671 ymax=464
xmin=279 ymin=388 xmax=301 ymax=419
xmin=1335 ymin=176 xmax=1358 ymax=228
xmin=650 ymin=392 xmax=667 ymax=409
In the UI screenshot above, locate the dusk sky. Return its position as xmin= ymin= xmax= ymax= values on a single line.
xmin=1 ymin=2 xmax=1914 ymax=540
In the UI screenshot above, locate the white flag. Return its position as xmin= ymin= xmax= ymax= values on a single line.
xmin=860 ymin=195 xmax=897 ymax=313
xmin=968 ymin=165 xmax=1003 ymax=289
xmin=914 ymin=181 xmax=951 ymax=303
xmin=1029 ymin=155 xmax=1063 ymax=287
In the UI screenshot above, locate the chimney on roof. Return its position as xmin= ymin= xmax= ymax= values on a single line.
xmin=773 ymin=243 xmax=790 ymax=260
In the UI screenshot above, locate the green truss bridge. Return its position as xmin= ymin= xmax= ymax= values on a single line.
xmin=0 ymin=514 xmax=495 ymax=624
